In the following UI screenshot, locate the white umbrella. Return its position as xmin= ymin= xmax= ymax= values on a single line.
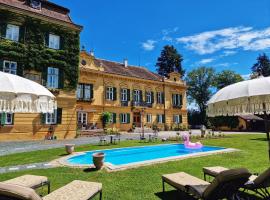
xmin=0 ymin=71 xmax=56 ymax=113
xmin=207 ymin=76 xmax=270 ymax=160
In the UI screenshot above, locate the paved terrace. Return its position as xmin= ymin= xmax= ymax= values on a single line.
xmin=0 ymin=130 xmax=264 ymax=156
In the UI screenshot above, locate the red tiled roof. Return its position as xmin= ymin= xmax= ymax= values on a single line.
xmin=0 ymin=0 xmax=79 ymax=27
xmin=94 ymin=58 xmax=163 ymax=82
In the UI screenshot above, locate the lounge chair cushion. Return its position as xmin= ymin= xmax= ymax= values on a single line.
xmin=203 ymin=168 xmax=251 ymax=199
xmin=3 ymin=175 xmax=48 ymax=189
xmin=203 ymin=166 xmax=228 ymax=177
xmin=162 ymin=172 xmax=210 ymax=192
xmin=43 ymin=180 xmax=102 ymax=200
xmin=0 ymin=182 xmax=42 ymax=200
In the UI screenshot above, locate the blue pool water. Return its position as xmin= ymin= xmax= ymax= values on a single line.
xmin=67 ymin=144 xmax=225 ymax=166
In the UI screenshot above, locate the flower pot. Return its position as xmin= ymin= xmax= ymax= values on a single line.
xmin=65 ymin=144 xmax=75 ymax=154
xmin=93 ymin=152 xmax=105 ymax=170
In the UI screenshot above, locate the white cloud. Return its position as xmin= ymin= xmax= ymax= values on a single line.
xmin=222 ymin=50 xmax=237 ymax=57
xmin=162 ymin=27 xmax=179 ymax=42
xmin=198 ymin=58 xmax=215 ymax=64
xmin=176 ymin=26 xmax=270 ymax=54
xmin=141 ymin=40 xmax=157 ymax=51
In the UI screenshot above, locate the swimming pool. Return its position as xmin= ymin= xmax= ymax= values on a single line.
xmin=65 ymin=144 xmax=233 ymax=170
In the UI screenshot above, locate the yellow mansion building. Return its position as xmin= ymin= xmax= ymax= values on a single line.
xmin=77 ymin=51 xmax=188 ymax=132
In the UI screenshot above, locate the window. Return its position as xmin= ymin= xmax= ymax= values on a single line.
xmin=120 ymin=113 xmax=130 ymax=124
xmin=173 ymin=115 xmax=182 ymax=124
xmin=0 ymin=113 xmax=14 ymax=125
xmin=3 ymin=61 xmax=17 ymax=75
xmin=106 ymin=87 xmax=114 ymax=100
xmin=47 ymin=67 xmax=59 ymax=88
xmin=46 ymin=109 xmax=57 ymax=124
xmin=49 ymin=34 xmax=60 ymax=49
xmin=146 ymin=91 xmax=152 ymax=103
xmin=77 ymin=112 xmax=87 ymax=125
xmin=133 ymin=90 xmax=141 ymax=102
xmin=146 ymin=114 xmax=152 ymax=123
xmin=6 ymin=24 xmax=19 ymax=42
xmin=172 ymin=94 xmax=182 ymax=107
xmin=157 ymin=92 xmax=164 ymax=104
xmin=77 ymin=83 xmax=93 ymax=101
xmin=121 ymin=88 xmax=128 ymax=101
xmin=157 ymin=114 xmax=165 ymax=123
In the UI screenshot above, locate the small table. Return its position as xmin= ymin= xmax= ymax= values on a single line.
xmin=203 ymin=166 xmax=228 ymax=181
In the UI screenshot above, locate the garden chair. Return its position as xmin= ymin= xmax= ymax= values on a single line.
xmin=2 ymin=174 xmax=50 ymax=194
xmin=0 ymin=180 xmax=102 ymax=200
xmin=203 ymin=166 xmax=270 ymax=198
xmin=162 ymin=168 xmax=251 ymax=200
xmin=99 ymin=135 xmax=107 ymax=145
xmin=113 ymin=134 xmax=121 ymax=144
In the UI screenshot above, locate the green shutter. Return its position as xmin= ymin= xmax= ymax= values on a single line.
xmin=59 ymin=36 xmax=64 ymax=50
xmin=0 ymin=60 xmax=3 ymax=72
xmin=42 ymin=67 xmax=48 ymax=87
xmin=163 ymin=115 xmax=166 ymax=123
xmin=180 ymin=94 xmax=183 ymax=105
xmin=113 ymin=113 xmax=116 ymax=123
xmin=127 ymin=113 xmax=130 ymax=123
xmin=90 ymin=84 xmax=94 ymax=99
xmin=156 ymin=93 xmax=159 ymax=103
xmin=172 ymin=94 xmax=174 ymax=105
xmin=40 ymin=113 xmax=46 ymax=124
xmin=127 ymin=89 xmax=130 ymax=101
xmin=57 ymin=108 xmax=62 ymax=124
xmin=17 ymin=64 xmax=23 ymax=76
xmin=12 ymin=113 xmax=14 ymax=125
xmin=113 ymin=87 xmax=117 ymax=101
xmin=0 ymin=113 xmax=5 ymax=125
xmin=139 ymin=90 xmax=143 ymax=102
xmin=119 ymin=113 xmax=122 ymax=124
xmin=45 ymin=33 xmax=49 ymax=47
xmin=179 ymin=115 xmax=183 ymax=123
xmin=151 ymin=92 xmax=154 ymax=104
xmin=58 ymin=69 xmax=64 ymax=89
xmin=19 ymin=26 xmax=25 ymax=43
xmin=162 ymin=93 xmax=165 ymax=104
xmin=0 ymin=23 xmax=7 ymax=38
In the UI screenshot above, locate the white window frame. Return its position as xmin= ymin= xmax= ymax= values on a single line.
xmin=146 ymin=91 xmax=152 ymax=103
xmin=106 ymin=87 xmax=114 ymax=100
xmin=47 ymin=67 xmax=59 ymax=89
xmin=121 ymin=88 xmax=128 ymax=102
xmin=46 ymin=110 xmax=57 ymax=125
xmin=134 ymin=90 xmax=140 ymax=102
xmin=6 ymin=24 xmax=19 ymax=42
xmin=77 ymin=84 xmax=84 ymax=99
xmin=157 ymin=114 xmax=163 ymax=123
xmin=174 ymin=115 xmax=180 ymax=124
xmin=146 ymin=114 xmax=152 ymax=123
xmin=49 ymin=34 xmax=60 ymax=50
xmin=3 ymin=60 xmax=17 ymax=75
xmin=77 ymin=112 xmax=87 ymax=125
xmin=121 ymin=113 xmax=128 ymax=123
xmin=157 ymin=92 xmax=163 ymax=104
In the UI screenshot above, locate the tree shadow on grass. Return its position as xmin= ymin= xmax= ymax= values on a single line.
xmin=250 ymin=138 xmax=268 ymax=142
xmin=83 ymin=168 xmax=97 ymax=173
xmin=155 ymin=190 xmax=196 ymax=200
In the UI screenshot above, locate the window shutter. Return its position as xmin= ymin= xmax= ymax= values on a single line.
xmin=145 ymin=91 xmax=147 ymax=102
xmin=19 ymin=26 xmax=25 ymax=43
xmin=59 ymin=36 xmax=64 ymax=50
xmin=17 ymin=64 xmax=23 ymax=77
xmin=57 ymin=108 xmax=62 ymax=124
xmin=0 ymin=113 xmax=5 ymax=125
xmin=127 ymin=89 xmax=130 ymax=101
xmin=172 ymin=94 xmax=174 ymax=105
xmin=162 ymin=114 xmax=165 ymax=123
xmin=139 ymin=90 xmax=143 ymax=102
xmin=90 ymin=84 xmax=94 ymax=99
xmin=0 ymin=23 xmax=7 ymax=38
xmin=179 ymin=115 xmax=183 ymax=123
xmin=0 ymin=60 xmax=3 ymax=72
xmin=133 ymin=90 xmax=135 ymax=101
xmin=42 ymin=67 xmax=48 ymax=87
xmin=162 ymin=93 xmax=165 ymax=104
xmin=156 ymin=93 xmax=159 ymax=103
xmin=151 ymin=92 xmax=154 ymax=104
xmin=113 ymin=87 xmax=117 ymax=101
xmin=127 ymin=113 xmax=130 ymax=123
xmin=58 ymin=69 xmax=64 ymax=89
xmin=45 ymin=33 xmax=49 ymax=47
xmin=12 ymin=113 xmax=14 ymax=125
xmin=119 ymin=113 xmax=122 ymax=124
xmin=113 ymin=113 xmax=116 ymax=123
xmin=40 ymin=113 xmax=46 ymax=124
xmin=180 ymin=94 xmax=183 ymax=105
xmin=105 ymin=87 xmax=108 ymax=99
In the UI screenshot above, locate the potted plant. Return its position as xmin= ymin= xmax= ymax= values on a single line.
xmin=65 ymin=144 xmax=75 ymax=154
xmin=93 ymin=152 xmax=105 ymax=170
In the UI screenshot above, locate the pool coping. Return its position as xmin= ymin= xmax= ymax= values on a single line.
xmin=54 ymin=143 xmax=238 ymax=171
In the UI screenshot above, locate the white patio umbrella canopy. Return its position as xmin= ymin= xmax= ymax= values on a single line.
xmin=207 ymin=76 xmax=270 ymax=117
xmin=0 ymin=71 xmax=56 ymax=113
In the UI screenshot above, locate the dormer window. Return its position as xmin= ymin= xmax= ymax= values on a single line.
xmin=30 ymin=0 xmax=42 ymax=10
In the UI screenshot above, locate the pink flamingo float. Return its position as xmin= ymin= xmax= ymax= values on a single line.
xmin=182 ymin=133 xmax=203 ymax=149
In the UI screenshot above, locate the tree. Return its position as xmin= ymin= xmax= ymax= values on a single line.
xmin=156 ymin=45 xmax=184 ymax=77
xmin=185 ymin=67 xmax=215 ymax=125
xmin=213 ymin=70 xmax=244 ymax=90
xmin=252 ymin=53 xmax=270 ymax=77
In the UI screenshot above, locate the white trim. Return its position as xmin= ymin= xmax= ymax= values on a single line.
xmin=121 ymin=88 xmax=128 ymax=101
xmin=6 ymin=24 xmax=19 ymax=42
xmin=3 ymin=60 xmax=17 ymax=75
xmin=46 ymin=109 xmax=57 ymax=124
xmin=106 ymin=87 xmax=114 ymax=100
xmin=49 ymin=33 xmax=60 ymax=49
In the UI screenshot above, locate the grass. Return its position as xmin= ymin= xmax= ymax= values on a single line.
xmin=0 ymin=134 xmax=269 ymax=200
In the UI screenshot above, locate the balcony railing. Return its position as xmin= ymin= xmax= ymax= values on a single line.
xmin=121 ymin=101 xmax=129 ymax=107
xmin=131 ymin=101 xmax=152 ymax=108
xmin=173 ymin=105 xmax=182 ymax=109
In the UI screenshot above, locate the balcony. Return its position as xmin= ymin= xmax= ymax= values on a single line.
xmin=121 ymin=101 xmax=129 ymax=107
xmin=131 ymin=101 xmax=152 ymax=108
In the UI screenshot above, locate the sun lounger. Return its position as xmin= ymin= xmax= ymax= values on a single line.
xmin=2 ymin=175 xmax=50 ymax=194
xmin=0 ymin=180 xmax=102 ymax=200
xmin=162 ymin=168 xmax=251 ymax=199
xmin=203 ymin=166 xmax=270 ymax=198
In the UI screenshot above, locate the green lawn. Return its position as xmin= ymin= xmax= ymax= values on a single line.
xmin=0 ymin=134 xmax=268 ymax=200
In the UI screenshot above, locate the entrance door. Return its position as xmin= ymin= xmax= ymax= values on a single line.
xmin=133 ymin=112 xmax=141 ymax=127
xmin=77 ymin=112 xmax=87 ymax=127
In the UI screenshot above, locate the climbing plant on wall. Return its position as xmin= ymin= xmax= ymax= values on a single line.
xmin=0 ymin=11 xmax=80 ymax=90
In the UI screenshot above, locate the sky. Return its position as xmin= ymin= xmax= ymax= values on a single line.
xmin=52 ymin=0 xmax=270 ymax=78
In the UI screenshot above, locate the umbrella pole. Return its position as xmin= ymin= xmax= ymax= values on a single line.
xmin=263 ymin=103 xmax=270 ymax=161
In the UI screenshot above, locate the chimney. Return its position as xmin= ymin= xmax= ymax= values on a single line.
xmin=90 ymin=50 xmax=94 ymax=57
xmin=123 ymin=59 xmax=128 ymax=67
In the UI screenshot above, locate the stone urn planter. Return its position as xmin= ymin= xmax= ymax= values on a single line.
xmin=65 ymin=144 xmax=75 ymax=154
xmin=93 ymin=152 xmax=105 ymax=170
